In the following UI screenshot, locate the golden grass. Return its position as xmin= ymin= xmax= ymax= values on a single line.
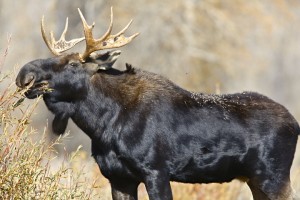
xmin=0 ymin=42 xmax=104 ymax=199
xmin=0 ymin=79 xmax=102 ymax=199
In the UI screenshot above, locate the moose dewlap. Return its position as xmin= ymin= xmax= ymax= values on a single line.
xmin=16 ymin=8 xmax=300 ymax=200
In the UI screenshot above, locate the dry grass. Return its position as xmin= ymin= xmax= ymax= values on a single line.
xmin=0 ymin=77 xmax=102 ymax=199
xmin=0 ymin=41 xmax=104 ymax=199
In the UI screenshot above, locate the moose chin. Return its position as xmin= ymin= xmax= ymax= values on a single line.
xmin=16 ymin=8 xmax=300 ymax=200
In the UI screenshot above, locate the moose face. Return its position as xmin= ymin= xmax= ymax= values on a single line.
xmin=16 ymin=51 xmax=121 ymax=100
xmin=16 ymin=54 xmax=82 ymax=99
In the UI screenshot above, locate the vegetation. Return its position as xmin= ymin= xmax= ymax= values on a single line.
xmin=0 ymin=41 xmax=107 ymax=199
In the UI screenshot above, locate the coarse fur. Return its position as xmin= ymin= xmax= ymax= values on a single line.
xmin=16 ymin=52 xmax=300 ymax=200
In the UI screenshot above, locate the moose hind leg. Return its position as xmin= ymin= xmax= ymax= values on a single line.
xmin=247 ymin=178 xmax=293 ymax=200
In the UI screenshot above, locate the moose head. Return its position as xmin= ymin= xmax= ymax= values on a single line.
xmin=16 ymin=8 xmax=139 ymax=134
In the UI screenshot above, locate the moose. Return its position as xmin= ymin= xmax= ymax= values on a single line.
xmin=16 ymin=8 xmax=300 ymax=200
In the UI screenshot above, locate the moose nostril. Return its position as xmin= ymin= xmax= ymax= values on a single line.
xmin=17 ymin=72 xmax=36 ymax=88
xmin=16 ymin=72 xmax=36 ymax=88
xmin=24 ymin=74 xmax=35 ymax=86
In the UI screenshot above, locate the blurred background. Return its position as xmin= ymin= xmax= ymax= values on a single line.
xmin=1 ymin=0 xmax=300 ymax=199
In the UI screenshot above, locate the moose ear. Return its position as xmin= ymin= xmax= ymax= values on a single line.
xmin=84 ymin=50 xmax=121 ymax=75
xmin=92 ymin=50 xmax=121 ymax=69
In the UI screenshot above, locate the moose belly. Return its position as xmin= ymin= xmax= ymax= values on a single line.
xmin=169 ymin=151 xmax=246 ymax=184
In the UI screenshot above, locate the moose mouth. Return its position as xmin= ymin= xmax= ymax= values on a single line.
xmin=25 ymin=80 xmax=50 ymax=99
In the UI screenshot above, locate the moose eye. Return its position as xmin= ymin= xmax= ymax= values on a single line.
xmin=69 ymin=62 xmax=78 ymax=67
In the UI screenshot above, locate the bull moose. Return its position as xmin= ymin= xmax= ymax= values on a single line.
xmin=16 ymin=8 xmax=300 ymax=200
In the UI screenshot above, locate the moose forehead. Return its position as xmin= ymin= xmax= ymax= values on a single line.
xmin=57 ymin=53 xmax=81 ymax=64
xmin=46 ymin=53 xmax=82 ymax=71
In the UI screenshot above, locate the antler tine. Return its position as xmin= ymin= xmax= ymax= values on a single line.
xmin=59 ymin=17 xmax=69 ymax=41
xmin=41 ymin=15 xmax=85 ymax=55
xmin=110 ymin=19 xmax=140 ymax=43
xmin=41 ymin=16 xmax=59 ymax=55
xmin=78 ymin=8 xmax=113 ymax=60
xmin=78 ymin=8 xmax=97 ymax=60
xmin=98 ymin=7 xmax=114 ymax=42
xmin=113 ymin=19 xmax=133 ymax=37
xmin=112 ymin=19 xmax=140 ymax=44
xmin=78 ymin=7 xmax=139 ymax=61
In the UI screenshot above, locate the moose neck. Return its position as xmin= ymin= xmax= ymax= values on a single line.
xmin=69 ymin=74 xmax=125 ymax=140
xmin=44 ymin=67 xmax=190 ymax=140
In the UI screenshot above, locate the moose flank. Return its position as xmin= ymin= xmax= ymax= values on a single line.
xmin=16 ymin=8 xmax=300 ymax=200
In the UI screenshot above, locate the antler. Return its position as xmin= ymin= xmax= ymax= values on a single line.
xmin=41 ymin=16 xmax=85 ymax=55
xmin=78 ymin=7 xmax=139 ymax=61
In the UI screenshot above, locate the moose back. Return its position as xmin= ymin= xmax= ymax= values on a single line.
xmin=16 ymin=9 xmax=300 ymax=200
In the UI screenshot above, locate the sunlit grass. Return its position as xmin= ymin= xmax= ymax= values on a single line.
xmin=0 ymin=42 xmax=105 ymax=199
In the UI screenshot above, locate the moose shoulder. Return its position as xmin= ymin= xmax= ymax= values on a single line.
xmin=16 ymin=8 xmax=300 ymax=200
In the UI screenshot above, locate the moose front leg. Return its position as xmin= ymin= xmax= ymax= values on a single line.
xmin=144 ymin=171 xmax=173 ymax=200
xmin=110 ymin=180 xmax=139 ymax=200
